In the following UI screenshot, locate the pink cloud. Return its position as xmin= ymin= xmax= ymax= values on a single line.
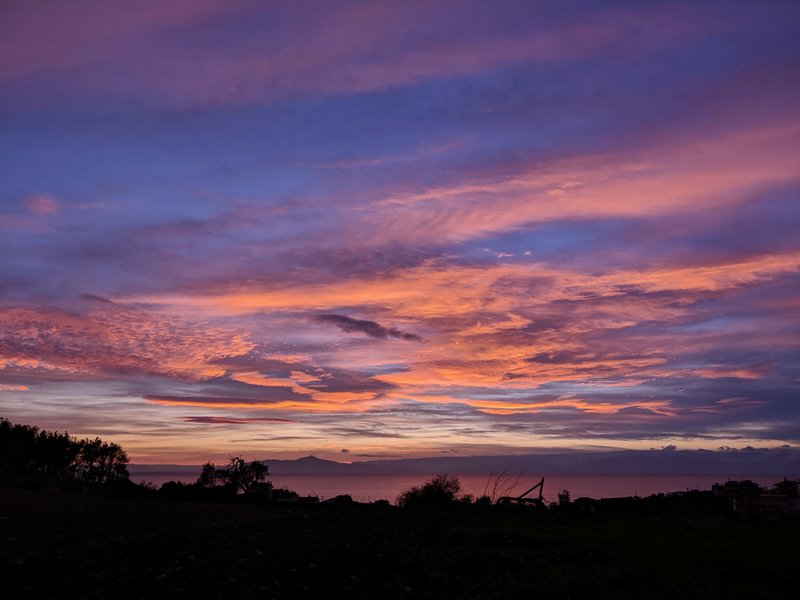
xmin=0 ymin=303 xmax=254 ymax=381
xmin=0 ymin=1 xmax=733 ymax=108
xmin=22 ymin=194 xmax=58 ymax=216
xmin=355 ymin=120 xmax=800 ymax=247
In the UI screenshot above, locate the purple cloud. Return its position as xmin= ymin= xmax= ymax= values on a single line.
xmin=314 ymin=314 xmax=422 ymax=342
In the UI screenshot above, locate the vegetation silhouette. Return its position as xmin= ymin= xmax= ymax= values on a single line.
xmin=199 ymin=455 xmax=271 ymax=495
xmin=158 ymin=457 xmax=272 ymax=503
xmin=397 ymin=473 xmax=474 ymax=507
xmin=2 ymin=417 xmax=799 ymax=597
xmin=0 ymin=417 xmax=128 ymax=485
xmin=482 ymin=466 xmax=525 ymax=503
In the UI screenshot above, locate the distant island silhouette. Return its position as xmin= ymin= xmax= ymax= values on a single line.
xmin=129 ymin=446 xmax=800 ymax=476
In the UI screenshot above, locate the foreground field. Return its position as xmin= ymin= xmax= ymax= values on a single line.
xmin=1 ymin=487 xmax=795 ymax=599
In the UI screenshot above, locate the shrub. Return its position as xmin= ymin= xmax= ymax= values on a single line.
xmin=397 ymin=474 xmax=464 ymax=507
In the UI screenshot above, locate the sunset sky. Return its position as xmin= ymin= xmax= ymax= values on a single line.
xmin=1 ymin=0 xmax=798 ymax=463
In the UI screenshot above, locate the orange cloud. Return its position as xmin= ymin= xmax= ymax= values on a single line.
xmin=115 ymin=248 xmax=799 ymax=406
xmin=366 ymin=122 xmax=798 ymax=243
xmin=145 ymin=393 xmax=382 ymax=413
xmin=130 ymin=249 xmax=800 ymax=321
xmin=387 ymin=393 xmax=676 ymax=417
xmin=0 ymin=384 xmax=29 ymax=391
xmin=0 ymin=305 xmax=254 ymax=381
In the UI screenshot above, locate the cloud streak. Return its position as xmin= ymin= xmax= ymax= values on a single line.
xmin=183 ymin=416 xmax=296 ymax=424
xmin=0 ymin=1 xmax=741 ymax=109
xmin=314 ymin=314 xmax=422 ymax=342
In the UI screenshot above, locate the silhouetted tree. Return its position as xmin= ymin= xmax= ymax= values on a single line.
xmin=0 ymin=419 xmax=38 ymax=475
xmin=397 ymin=474 xmax=464 ymax=507
xmin=198 ymin=461 xmax=225 ymax=488
xmin=71 ymin=437 xmax=129 ymax=483
xmin=35 ymin=429 xmax=77 ymax=475
xmin=227 ymin=456 xmax=270 ymax=494
xmin=0 ymin=418 xmax=128 ymax=483
xmin=197 ymin=456 xmax=270 ymax=495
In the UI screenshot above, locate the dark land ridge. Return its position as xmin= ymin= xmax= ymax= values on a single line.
xmin=2 ymin=483 xmax=799 ymax=599
xmin=2 ymin=418 xmax=798 ymax=598
xmin=130 ymin=445 xmax=800 ymax=477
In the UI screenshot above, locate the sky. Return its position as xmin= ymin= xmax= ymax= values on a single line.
xmin=1 ymin=0 xmax=798 ymax=463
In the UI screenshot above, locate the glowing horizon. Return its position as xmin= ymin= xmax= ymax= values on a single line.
xmin=1 ymin=0 xmax=798 ymax=463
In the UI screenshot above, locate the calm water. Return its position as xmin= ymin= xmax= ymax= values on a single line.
xmin=128 ymin=471 xmax=788 ymax=503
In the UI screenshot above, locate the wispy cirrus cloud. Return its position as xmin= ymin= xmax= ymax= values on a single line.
xmin=128 ymin=250 xmax=800 ymax=320
xmin=353 ymin=121 xmax=800 ymax=247
xmin=0 ymin=0 xmax=743 ymax=109
xmin=145 ymin=395 xmax=307 ymax=408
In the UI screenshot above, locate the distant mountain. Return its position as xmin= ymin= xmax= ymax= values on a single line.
xmin=262 ymin=447 xmax=800 ymax=476
xmin=130 ymin=447 xmax=800 ymax=478
xmin=129 ymin=455 xmax=387 ymax=478
xmin=265 ymin=455 xmax=386 ymax=475
xmin=360 ymin=447 xmax=800 ymax=476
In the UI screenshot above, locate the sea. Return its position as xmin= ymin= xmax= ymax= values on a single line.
xmin=127 ymin=471 xmax=788 ymax=504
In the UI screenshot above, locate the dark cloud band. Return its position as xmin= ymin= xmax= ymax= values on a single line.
xmin=314 ymin=314 xmax=422 ymax=342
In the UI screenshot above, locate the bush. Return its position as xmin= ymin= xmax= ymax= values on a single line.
xmin=158 ymin=480 xmax=235 ymax=502
xmin=397 ymin=474 xmax=464 ymax=507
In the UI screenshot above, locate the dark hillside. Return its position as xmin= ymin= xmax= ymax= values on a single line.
xmin=1 ymin=487 xmax=795 ymax=599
